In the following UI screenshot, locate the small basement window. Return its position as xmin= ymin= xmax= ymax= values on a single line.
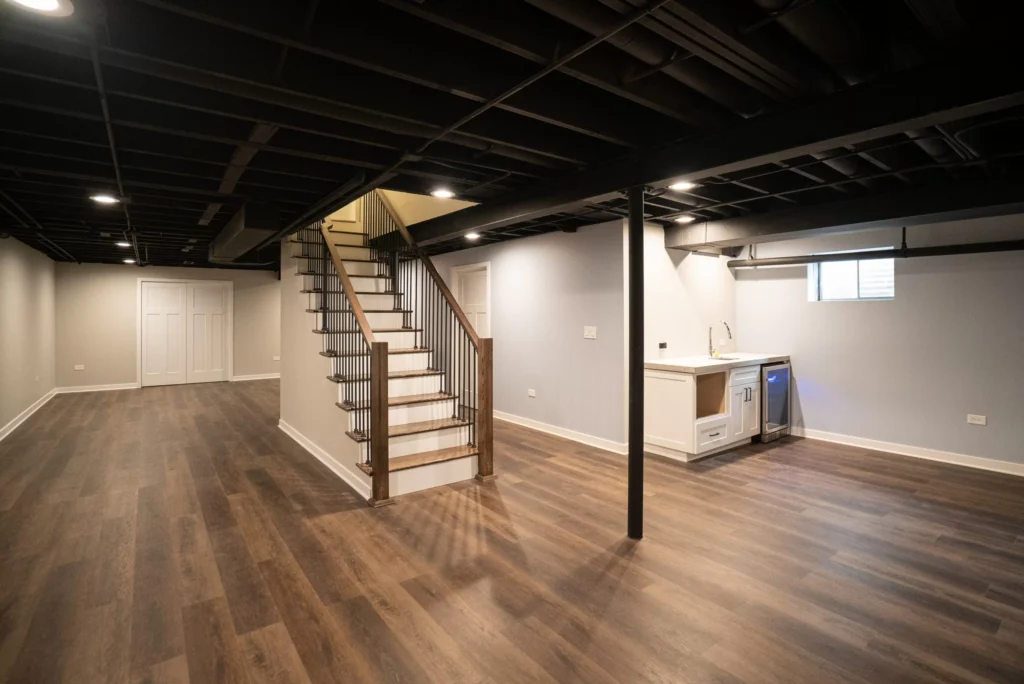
xmin=808 ymin=252 xmax=894 ymax=301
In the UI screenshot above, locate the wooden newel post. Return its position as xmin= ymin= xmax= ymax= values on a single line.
xmin=368 ymin=341 xmax=394 ymax=507
xmin=476 ymin=338 xmax=496 ymax=482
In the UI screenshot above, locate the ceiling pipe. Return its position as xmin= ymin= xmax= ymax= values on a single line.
xmin=727 ymin=238 xmax=1024 ymax=268
xmin=89 ymin=35 xmax=141 ymax=266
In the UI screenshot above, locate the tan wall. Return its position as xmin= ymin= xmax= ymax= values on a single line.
xmin=55 ymin=263 xmax=280 ymax=387
xmin=0 ymin=238 xmax=56 ymax=430
xmin=379 ymin=189 xmax=476 ymax=226
xmin=278 ymin=240 xmax=367 ymax=497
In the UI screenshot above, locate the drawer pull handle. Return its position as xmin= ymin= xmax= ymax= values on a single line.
xmin=709 ymin=432 xmax=720 ymax=437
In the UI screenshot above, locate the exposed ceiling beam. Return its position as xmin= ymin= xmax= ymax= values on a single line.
xmin=409 ymin=42 xmax=1024 ymax=245
xmin=666 ymin=176 xmax=1024 ymax=248
xmin=128 ymin=0 xmax=669 ymax=148
xmin=0 ymin=25 xmax=572 ymax=169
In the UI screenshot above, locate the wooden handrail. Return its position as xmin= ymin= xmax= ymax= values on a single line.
xmin=373 ymin=190 xmax=480 ymax=348
xmin=320 ymin=223 xmax=375 ymax=346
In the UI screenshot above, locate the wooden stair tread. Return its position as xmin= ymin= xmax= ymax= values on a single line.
xmin=312 ymin=327 xmax=420 ymax=334
xmin=320 ymin=347 xmax=429 ymax=358
xmin=301 ymin=289 xmax=396 ymax=295
xmin=328 ymin=369 xmax=442 ymax=384
xmin=307 ymin=308 xmax=411 ymax=314
xmin=345 ymin=417 xmax=470 ymax=443
xmin=336 ymin=392 xmax=456 ymax=411
xmin=294 ymin=256 xmax=384 ymax=264
xmin=357 ymin=445 xmax=478 ymax=475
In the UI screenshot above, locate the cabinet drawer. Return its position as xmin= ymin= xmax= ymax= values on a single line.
xmin=696 ymin=419 xmax=730 ymax=453
xmin=730 ymin=365 xmax=760 ymax=386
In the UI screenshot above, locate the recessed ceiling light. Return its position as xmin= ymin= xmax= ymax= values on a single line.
xmin=90 ymin=194 xmax=120 ymax=204
xmin=123 ymin=258 xmax=136 ymax=264
xmin=5 ymin=0 xmax=74 ymax=16
xmin=674 ymin=215 xmax=696 ymax=224
xmin=465 ymin=232 xmax=480 ymax=241
xmin=669 ymin=181 xmax=697 ymax=192
xmin=431 ymin=188 xmax=455 ymax=199
xmin=115 ymin=241 xmax=131 ymax=248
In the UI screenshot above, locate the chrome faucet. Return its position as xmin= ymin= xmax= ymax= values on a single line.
xmin=709 ymin=320 xmax=732 ymax=358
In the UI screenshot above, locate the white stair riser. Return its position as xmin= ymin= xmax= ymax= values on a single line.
xmin=328 ymin=352 xmax=428 ymax=374
xmin=346 ymin=400 xmax=458 ymax=431
xmin=369 ymin=426 xmax=470 ymax=458
xmin=356 ymin=293 xmax=396 ymax=309
xmin=375 ymin=331 xmax=417 ymax=349
xmin=387 ymin=352 xmax=430 ymax=372
xmin=335 ymin=373 xmax=440 ymax=404
xmin=336 ymin=246 xmax=371 ymax=260
xmin=332 ymin=232 xmax=365 ymax=247
xmin=342 ymin=260 xmax=381 ymax=277
xmin=391 ymin=455 xmax=477 ymax=497
xmin=365 ymin=311 xmax=405 ymax=329
xmin=388 ymin=374 xmax=442 ymax=396
xmin=327 ymin=221 xmax=363 ymax=235
xmin=349 ymin=276 xmax=391 ymax=293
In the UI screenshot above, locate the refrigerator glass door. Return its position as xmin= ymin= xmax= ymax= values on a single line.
xmin=763 ymin=364 xmax=790 ymax=433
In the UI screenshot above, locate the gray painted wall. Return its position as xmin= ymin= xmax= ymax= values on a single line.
xmin=735 ymin=216 xmax=1024 ymax=465
xmin=432 ymin=221 xmax=627 ymax=444
xmin=0 ymin=238 xmax=56 ymax=429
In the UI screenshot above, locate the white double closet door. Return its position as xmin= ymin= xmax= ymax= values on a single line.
xmin=141 ymin=280 xmax=231 ymax=387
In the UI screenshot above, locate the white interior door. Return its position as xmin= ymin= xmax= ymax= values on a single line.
xmin=186 ymin=282 xmax=229 ymax=384
xmin=454 ymin=265 xmax=490 ymax=337
xmin=141 ymin=281 xmax=187 ymax=387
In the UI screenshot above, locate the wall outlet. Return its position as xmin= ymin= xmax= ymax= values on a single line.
xmin=272 ymin=355 xmax=280 ymax=361
xmin=528 ymin=389 xmax=536 ymax=398
xmin=967 ymin=414 xmax=987 ymax=426
xmin=583 ymin=326 xmax=597 ymax=340
xmin=74 ymin=365 xmax=85 ymax=371
xmin=35 ymin=375 xmax=39 ymax=382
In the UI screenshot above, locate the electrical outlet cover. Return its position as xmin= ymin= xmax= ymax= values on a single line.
xmin=528 ymin=389 xmax=536 ymax=398
xmin=74 ymin=365 xmax=85 ymax=371
xmin=583 ymin=326 xmax=597 ymax=339
xmin=967 ymin=414 xmax=987 ymax=426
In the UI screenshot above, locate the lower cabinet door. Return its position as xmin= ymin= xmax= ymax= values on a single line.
xmin=729 ymin=385 xmax=747 ymax=439
xmin=744 ymin=386 xmax=760 ymax=438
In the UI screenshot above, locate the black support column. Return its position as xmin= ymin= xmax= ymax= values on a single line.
xmin=627 ymin=186 xmax=644 ymax=540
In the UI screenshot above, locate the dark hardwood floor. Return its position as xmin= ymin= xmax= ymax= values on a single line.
xmin=1 ymin=380 xmax=1023 ymax=683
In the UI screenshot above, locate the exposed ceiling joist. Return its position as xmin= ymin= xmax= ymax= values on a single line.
xmin=410 ymin=42 xmax=1024 ymax=245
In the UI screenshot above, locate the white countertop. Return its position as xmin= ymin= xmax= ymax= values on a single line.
xmin=645 ymin=352 xmax=789 ymax=375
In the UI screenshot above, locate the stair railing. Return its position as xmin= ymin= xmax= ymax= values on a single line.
xmin=295 ymin=220 xmax=391 ymax=505
xmin=369 ymin=190 xmax=494 ymax=480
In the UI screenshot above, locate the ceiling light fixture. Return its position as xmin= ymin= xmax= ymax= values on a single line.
xmin=669 ymin=181 xmax=697 ymax=192
xmin=431 ymin=188 xmax=455 ymax=199
xmin=115 ymin=241 xmax=131 ymax=248
xmin=90 ymin=194 xmax=120 ymax=204
xmin=123 ymin=258 xmax=136 ymax=264
xmin=5 ymin=0 xmax=74 ymax=16
xmin=465 ymin=232 xmax=480 ymax=241
xmin=674 ymin=215 xmax=696 ymax=224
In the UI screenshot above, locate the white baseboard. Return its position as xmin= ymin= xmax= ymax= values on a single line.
xmin=792 ymin=426 xmax=1024 ymax=478
xmin=494 ymin=410 xmax=627 ymax=455
xmin=55 ymin=383 xmax=139 ymax=394
xmin=0 ymin=388 xmax=57 ymax=442
xmin=278 ymin=419 xmax=371 ymax=499
xmin=231 ymin=373 xmax=280 ymax=382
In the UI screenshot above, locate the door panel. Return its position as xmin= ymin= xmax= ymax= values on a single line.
xmin=454 ymin=266 xmax=490 ymax=337
xmin=186 ymin=282 xmax=229 ymax=384
xmin=141 ymin=281 xmax=187 ymax=387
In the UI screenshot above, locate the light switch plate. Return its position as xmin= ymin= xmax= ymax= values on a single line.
xmin=74 ymin=365 xmax=85 ymax=371
xmin=528 ymin=389 xmax=536 ymax=398
xmin=967 ymin=414 xmax=987 ymax=426
xmin=583 ymin=326 xmax=597 ymax=340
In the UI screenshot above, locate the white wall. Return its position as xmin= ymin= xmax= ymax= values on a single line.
xmin=0 ymin=238 xmax=56 ymax=432
xmin=433 ymin=221 xmax=627 ymax=445
xmin=642 ymin=224 xmax=737 ymax=360
xmin=735 ymin=216 xmax=1024 ymax=466
xmin=55 ymin=263 xmax=280 ymax=387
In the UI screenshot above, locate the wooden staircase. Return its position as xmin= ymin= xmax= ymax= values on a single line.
xmin=289 ymin=191 xmax=493 ymax=506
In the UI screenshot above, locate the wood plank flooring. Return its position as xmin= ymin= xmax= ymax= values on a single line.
xmin=1 ymin=379 xmax=1023 ymax=683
